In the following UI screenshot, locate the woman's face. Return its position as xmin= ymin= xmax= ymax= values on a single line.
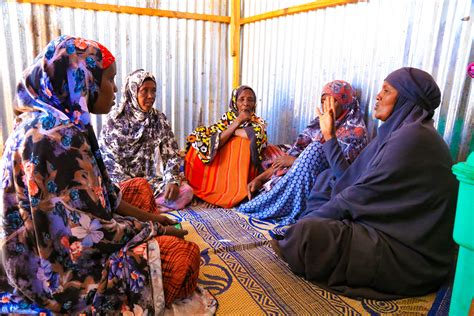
xmin=321 ymin=94 xmax=342 ymax=118
xmin=137 ymin=79 xmax=156 ymax=112
xmin=236 ymin=89 xmax=256 ymax=114
xmin=92 ymin=62 xmax=117 ymax=114
xmin=374 ymin=81 xmax=399 ymax=121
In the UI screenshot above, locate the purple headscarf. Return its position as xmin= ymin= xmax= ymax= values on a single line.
xmin=385 ymin=67 xmax=441 ymax=117
xmin=332 ymin=67 xmax=442 ymax=198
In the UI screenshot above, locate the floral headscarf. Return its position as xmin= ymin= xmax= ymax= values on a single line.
xmin=186 ymin=85 xmax=267 ymax=167
xmin=287 ymin=80 xmax=368 ymax=162
xmin=99 ymin=69 xmax=182 ymax=196
xmin=15 ymin=35 xmax=115 ymax=130
xmin=109 ymin=69 xmax=154 ymax=122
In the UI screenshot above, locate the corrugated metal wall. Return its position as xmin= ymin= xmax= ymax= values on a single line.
xmin=0 ymin=0 xmax=230 ymax=149
xmin=1 ymin=0 xmax=473 ymax=162
xmin=241 ymin=0 xmax=473 ymax=162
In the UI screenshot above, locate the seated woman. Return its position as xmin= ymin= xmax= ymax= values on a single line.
xmin=272 ymin=68 xmax=458 ymax=299
xmin=99 ymin=69 xmax=193 ymax=212
xmin=237 ymin=80 xmax=368 ymax=226
xmin=0 ymin=36 xmax=215 ymax=314
xmin=184 ymin=85 xmax=267 ymax=208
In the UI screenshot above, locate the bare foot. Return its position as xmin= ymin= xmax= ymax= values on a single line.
xmin=269 ymin=239 xmax=284 ymax=260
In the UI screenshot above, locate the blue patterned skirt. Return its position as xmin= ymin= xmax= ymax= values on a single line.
xmin=237 ymin=141 xmax=329 ymax=226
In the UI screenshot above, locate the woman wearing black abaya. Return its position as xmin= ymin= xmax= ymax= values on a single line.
xmin=272 ymin=67 xmax=458 ymax=299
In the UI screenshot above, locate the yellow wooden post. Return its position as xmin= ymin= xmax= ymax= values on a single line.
xmin=240 ymin=0 xmax=359 ymax=24
xmin=230 ymin=0 xmax=241 ymax=88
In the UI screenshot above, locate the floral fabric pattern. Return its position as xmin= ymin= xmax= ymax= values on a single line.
xmin=0 ymin=36 xmax=169 ymax=314
xmin=99 ymin=69 xmax=182 ymax=197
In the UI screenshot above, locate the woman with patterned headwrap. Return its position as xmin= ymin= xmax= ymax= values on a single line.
xmin=184 ymin=85 xmax=267 ymax=208
xmin=237 ymin=80 xmax=368 ymax=226
xmin=0 ymin=36 xmax=215 ymax=314
xmin=99 ymin=69 xmax=193 ymax=212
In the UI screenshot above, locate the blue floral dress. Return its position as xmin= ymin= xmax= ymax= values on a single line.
xmin=0 ymin=36 xmax=199 ymax=314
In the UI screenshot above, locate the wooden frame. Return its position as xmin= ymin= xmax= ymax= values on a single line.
xmin=15 ymin=0 xmax=231 ymax=23
xmin=15 ymin=0 xmax=358 ymax=88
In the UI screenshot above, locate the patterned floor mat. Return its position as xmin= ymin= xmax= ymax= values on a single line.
xmin=171 ymin=207 xmax=445 ymax=315
xmin=0 ymin=206 xmax=450 ymax=315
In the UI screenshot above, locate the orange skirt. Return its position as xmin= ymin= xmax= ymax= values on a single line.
xmin=120 ymin=178 xmax=200 ymax=306
xmin=185 ymin=136 xmax=257 ymax=208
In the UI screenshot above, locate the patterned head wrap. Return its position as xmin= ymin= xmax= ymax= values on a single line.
xmin=97 ymin=42 xmax=115 ymax=69
xmin=287 ymin=80 xmax=368 ymax=161
xmin=321 ymin=80 xmax=356 ymax=110
xmin=229 ymin=85 xmax=257 ymax=113
xmin=15 ymin=35 xmax=115 ymax=130
xmin=186 ymin=85 xmax=267 ymax=165
xmin=111 ymin=69 xmax=156 ymax=122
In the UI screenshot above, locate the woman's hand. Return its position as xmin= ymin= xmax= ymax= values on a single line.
xmin=247 ymin=178 xmax=264 ymax=200
xmin=317 ymin=96 xmax=337 ymax=141
xmin=163 ymin=225 xmax=188 ymax=239
xmin=164 ymin=183 xmax=179 ymax=201
xmin=218 ymin=110 xmax=252 ymax=146
xmin=272 ymin=155 xmax=296 ymax=169
xmin=117 ymin=200 xmax=177 ymax=225
xmin=236 ymin=110 xmax=252 ymax=125
xmin=154 ymin=214 xmax=178 ymax=226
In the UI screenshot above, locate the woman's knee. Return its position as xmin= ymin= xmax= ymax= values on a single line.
xmin=120 ymin=177 xmax=153 ymax=194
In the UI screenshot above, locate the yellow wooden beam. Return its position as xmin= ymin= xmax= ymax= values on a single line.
xmin=14 ymin=0 xmax=361 ymax=90
xmin=240 ymin=0 xmax=359 ymax=24
xmin=15 ymin=0 xmax=231 ymax=23
xmin=231 ymin=0 xmax=241 ymax=88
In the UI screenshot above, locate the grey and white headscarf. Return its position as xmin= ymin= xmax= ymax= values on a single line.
xmin=99 ymin=69 xmax=181 ymax=196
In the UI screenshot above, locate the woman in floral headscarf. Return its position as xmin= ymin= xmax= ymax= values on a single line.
xmin=99 ymin=69 xmax=193 ymax=212
xmin=184 ymin=85 xmax=267 ymax=208
xmin=0 ymin=36 xmax=215 ymax=314
xmin=237 ymin=80 xmax=368 ymax=226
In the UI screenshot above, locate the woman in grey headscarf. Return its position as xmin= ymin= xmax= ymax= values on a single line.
xmin=99 ymin=69 xmax=193 ymax=212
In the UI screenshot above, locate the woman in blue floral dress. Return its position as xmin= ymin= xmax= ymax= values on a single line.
xmin=0 ymin=36 xmax=215 ymax=314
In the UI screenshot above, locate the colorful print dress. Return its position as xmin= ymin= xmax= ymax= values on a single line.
xmin=0 ymin=36 xmax=211 ymax=314
xmin=184 ymin=86 xmax=268 ymax=207
xmin=99 ymin=69 xmax=182 ymax=197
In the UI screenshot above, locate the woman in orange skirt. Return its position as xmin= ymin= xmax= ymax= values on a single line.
xmin=185 ymin=86 xmax=267 ymax=208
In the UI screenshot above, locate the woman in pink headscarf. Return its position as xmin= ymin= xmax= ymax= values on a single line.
xmin=238 ymin=80 xmax=368 ymax=226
